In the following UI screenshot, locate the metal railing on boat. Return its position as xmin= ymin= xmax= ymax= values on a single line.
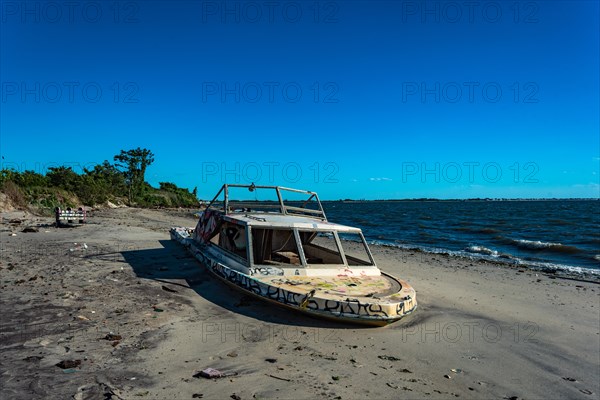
xmin=205 ymin=184 xmax=327 ymax=220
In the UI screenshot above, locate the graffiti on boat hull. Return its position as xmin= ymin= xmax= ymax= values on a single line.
xmin=249 ymin=267 xmax=284 ymax=276
xmin=171 ymin=231 xmax=416 ymax=321
xmin=209 ymin=257 xmax=415 ymax=320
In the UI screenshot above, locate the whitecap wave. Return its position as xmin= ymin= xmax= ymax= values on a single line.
xmin=357 ymin=238 xmax=599 ymax=276
xmin=511 ymin=239 xmax=582 ymax=254
xmin=514 ymin=239 xmax=563 ymax=249
xmin=465 ymin=245 xmax=499 ymax=257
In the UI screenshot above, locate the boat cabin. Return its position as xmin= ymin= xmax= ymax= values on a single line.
xmin=194 ymin=184 xmax=380 ymax=277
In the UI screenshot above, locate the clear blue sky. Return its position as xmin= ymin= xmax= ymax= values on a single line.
xmin=1 ymin=0 xmax=598 ymax=200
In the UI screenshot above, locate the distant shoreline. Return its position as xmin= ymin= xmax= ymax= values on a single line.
xmin=215 ymin=198 xmax=599 ymax=203
xmin=322 ymin=198 xmax=599 ymax=202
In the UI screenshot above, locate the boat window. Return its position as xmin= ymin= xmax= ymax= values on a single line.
xmin=337 ymin=232 xmax=373 ymax=266
xmin=252 ymin=228 xmax=301 ymax=265
xmin=218 ymin=222 xmax=248 ymax=260
xmin=298 ymin=231 xmax=344 ymax=265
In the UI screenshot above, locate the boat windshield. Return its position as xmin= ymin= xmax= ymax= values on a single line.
xmin=297 ymin=231 xmax=344 ymax=265
xmin=249 ymin=227 xmax=374 ymax=267
xmin=337 ymin=232 xmax=374 ymax=266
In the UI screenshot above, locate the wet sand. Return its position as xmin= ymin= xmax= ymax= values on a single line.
xmin=1 ymin=208 xmax=598 ymax=399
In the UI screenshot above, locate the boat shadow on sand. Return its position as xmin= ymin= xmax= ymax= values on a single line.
xmin=121 ymin=239 xmax=372 ymax=329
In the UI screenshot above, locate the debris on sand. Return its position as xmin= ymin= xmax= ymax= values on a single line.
xmin=266 ymin=374 xmax=291 ymax=382
xmin=23 ymin=356 xmax=43 ymax=362
xmin=22 ymin=227 xmax=39 ymax=233
xmin=194 ymin=368 xmax=223 ymax=379
xmin=193 ymin=368 xmax=238 ymax=379
xmin=55 ymin=359 xmax=81 ymax=369
xmin=69 ymin=243 xmax=88 ymax=251
xmin=378 ymin=355 xmax=401 ymax=361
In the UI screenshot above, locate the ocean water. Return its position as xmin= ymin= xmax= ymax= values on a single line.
xmin=322 ymin=200 xmax=600 ymax=274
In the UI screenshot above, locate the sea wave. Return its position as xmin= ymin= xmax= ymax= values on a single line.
xmin=359 ymin=238 xmax=599 ymax=276
xmin=465 ymin=245 xmax=499 ymax=257
xmin=514 ymin=259 xmax=598 ymax=276
xmin=326 ymin=200 xmax=599 ymax=272
xmin=510 ymin=239 xmax=582 ymax=254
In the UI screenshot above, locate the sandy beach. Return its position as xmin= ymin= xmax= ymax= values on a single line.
xmin=1 ymin=207 xmax=598 ymax=400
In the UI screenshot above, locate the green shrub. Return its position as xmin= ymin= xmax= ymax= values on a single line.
xmin=0 ymin=150 xmax=198 ymax=209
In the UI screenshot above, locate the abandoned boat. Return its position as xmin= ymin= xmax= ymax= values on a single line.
xmin=170 ymin=184 xmax=417 ymax=325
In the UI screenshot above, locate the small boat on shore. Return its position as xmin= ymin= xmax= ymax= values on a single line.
xmin=170 ymin=184 xmax=417 ymax=326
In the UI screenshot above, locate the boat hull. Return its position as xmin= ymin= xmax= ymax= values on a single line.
xmin=171 ymin=227 xmax=417 ymax=326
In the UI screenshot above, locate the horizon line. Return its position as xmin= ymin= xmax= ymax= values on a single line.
xmin=318 ymin=197 xmax=600 ymax=201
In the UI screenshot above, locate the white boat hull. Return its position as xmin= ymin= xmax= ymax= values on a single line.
xmin=171 ymin=227 xmax=417 ymax=326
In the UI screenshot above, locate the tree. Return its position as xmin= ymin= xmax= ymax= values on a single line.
xmin=113 ymin=148 xmax=155 ymax=204
xmin=0 ymin=169 xmax=48 ymax=188
xmin=80 ymin=160 xmax=128 ymax=203
xmin=47 ymin=166 xmax=81 ymax=192
xmin=159 ymin=182 xmax=178 ymax=192
xmin=85 ymin=161 xmax=127 ymax=194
